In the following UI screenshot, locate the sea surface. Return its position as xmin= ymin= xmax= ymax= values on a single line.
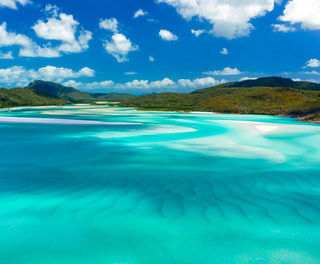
xmin=0 ymin=105 xmax=320 ymax=264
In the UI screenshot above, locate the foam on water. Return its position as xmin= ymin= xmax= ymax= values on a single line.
xmin=0 ymin=105 xmax=320 ymax=264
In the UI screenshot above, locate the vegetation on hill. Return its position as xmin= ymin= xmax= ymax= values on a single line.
xmin=1 ymin=77 xmax=320 ymax=123
xmin=0 ymin=80 xmax=136 ymax=108
xmin=211 ymin=77 xmax=320 ymax=91
xmin=26 ymin=80 xmax=135 ymax=103
xmin=26 ymin=80 xmax=93 ymax=102
xmin=121 ymin=77 xmax=320 ymax=123
xmin=0 ymin=87 xmax=66 ymax=108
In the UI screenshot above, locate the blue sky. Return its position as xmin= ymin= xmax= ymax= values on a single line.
xmin=0 ymin=0 xmax=320 ymax=94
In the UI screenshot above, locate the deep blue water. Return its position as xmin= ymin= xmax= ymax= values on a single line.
xmin=0 ymin=105 xmax=320 ymax=264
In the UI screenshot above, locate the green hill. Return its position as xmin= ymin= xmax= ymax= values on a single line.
xmin=0 ymin=80 xmax=136 ymax=108
xmin=121 ymin=77 xmax=320 ymax=123
xmin=193 ymin=77 xmax=320 ymax=94
xmin=26 ymin=80 xmax=93 ymax=102
xmin=0 ymin=87 xmax=66 ymax=108
xmin=26 ymin=80 xmax=135 ymax=103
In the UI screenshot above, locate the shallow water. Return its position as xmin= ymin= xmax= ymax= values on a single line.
xmin=0 ymin=105 xmax=320 ymax=264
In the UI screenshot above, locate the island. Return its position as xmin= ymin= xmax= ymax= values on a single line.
xmin=1 ymin=77 xmax=320 ymax=123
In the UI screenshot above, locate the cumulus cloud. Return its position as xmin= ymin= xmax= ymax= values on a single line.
xmin=115 ymin=78 xmax=181 ymax=90
xmin=149 ymin=56 xmax=155 ymax=62
xmin=31 ymin=5 xmax=92 ymax=55
xmin=76 ymin=77 xmax=225 ymax=93
xmin=99 ymin=18 xmax=119 ymax=33
xmin=178 ymin=77 xmax=220 ymax=88
xmin=0 ymin=0 xmax=30 ymax=9
xmin=157 ymin=0 xmax=280 ymax=39
xmin=83 ymin=80 xmax=115 ymax=89
xmin=0 ymin=5 xmax=92 ymax=58
xmin=220 ymin=48 xmax=228 ymax=55
xmin=0 ymin=65 xmax=94 ymax=86
xmin=0 ymin=22 xmax=59 ymax=58
xmin=272 ymin=24 xmax=296 ymax=32
xmin=279 ymin=0 xmax=320 ymax=30
xmin=304 ymin=59 xmax=320 ymax=68
xmin=0 ymin=22 xmax=33 ymax=48
xmin=63 ymin=80 xmax=82 ymax=88
xmin=125 ymin=71 xmax=138 ymax=75
xmin=303 ymin=70 xmax=320 ymax=75
xmin=159 ymin=29 xmax=178 ymax=41
xmin=191 ymin=29 xmax=205 ymax=37
xmin=33 ymin=11 xmax=78 ymax=42
xmin=134 ymin=9 xmax=148 ymax=18
xmin=33 ymin=66 xmax=95 ymax=81
xmin=0 ymin=51 xmax=13 ymax=59
xmin=103 ymin=33 xmax=138 ymax=62
xmin=203 ymin=67 xmax=242 ymax=76
xmin=100 ymin=18 xmax=138 ymax=62
xmin=239 ymin=77 xmax=258 ymax=81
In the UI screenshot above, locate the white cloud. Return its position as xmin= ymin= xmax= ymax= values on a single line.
xmin=304 ymin=59 xmax=320 ymax=68
xmin=0 ymin=0 xmax=30 ymax=9
xmin=63 ymin=79 xmax=116 ymax=89
xmin=303 ymin=70 xmax=320 ymax=75
xmin=121 ymin=79 xmax=150 ymax=89
xmin=279 ymin=0 xmax=320 ymax=30
xmin=99 ymin=18 xmax=119 ymax=33
xmin=103 ymin=33 xmax=138 ymax=62
xmin=157 ymin=0 xmax=279 ymax=39
xmin=44 ymin=4 xmax=59 ymax=16
xmin=0 ymin=65 xmax=94 ymax=86
xmin=84 ymin=77 xmax=224 ymax=92
xmin=149 ymin=56 xmax=155 ymax=62
xmin=31 ymin=5 xmax=92 ymax=55
xmin=125 ymin=71 xmax=138 ymax=75
xmin=78 ymin=67 xmax=95 ymax=77
xmin=220 ymin=48 xmax=228 ymax=55
xmin=134 ymin=9 xmax=148 ymax=18
xmin=203 ymin=67 xmax=242 ymax=76
xmin=0 ymin=22 xmax=59 ymax=58
xmin=191 ymin=29 xmax=205 ymax=37
xmin=34 ymin=66 xmax=95 ymax=81
xmin=85 ymin=80 xmax=115 ymax=89
xmin=114 ymin=78 xmax=177 ymax=90
xmin=178 ymin=77 xmax=219 ymax=88
xmin=0 ymin=22 xmax=33 ymax=48
xmin=63 ymin=80 xmax=82 ymax=88
xmin=100 ymin=18 xmax=139 ymax=62
xmin=33 ymin=12 xmax=78 ymax=42
xmin=0 ymin=51 xmax=13 ymax=59
xmin=159 ymin=29 xmax=178 ymax=41
xmin=149 ymin=78 xmax=176 ymax=88
xmin=272 ymin=24 xmax=296 ymax=32
xmin=239 ymin=77 xmax=258 ymax=81
xmin=0 ymin=5 xmax=92 ymax=58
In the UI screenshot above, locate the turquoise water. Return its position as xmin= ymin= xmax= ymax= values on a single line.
xmin=0 ymin=105 xmax=320 ymax=264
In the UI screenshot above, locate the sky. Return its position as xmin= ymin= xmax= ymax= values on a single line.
xmin=0 ymin=0 xmax=320 ymax=94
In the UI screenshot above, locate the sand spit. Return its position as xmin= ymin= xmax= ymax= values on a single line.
xmin=0 ymin=117 xmax=141 ymax=125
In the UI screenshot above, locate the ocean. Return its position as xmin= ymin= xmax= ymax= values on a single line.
xmin=0 ymin=105 xmax=320 ymax=264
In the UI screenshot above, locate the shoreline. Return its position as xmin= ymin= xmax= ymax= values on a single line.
xmin=1 ymin=104 xmax=319 ymax=125
xmin=133 ymin=107 xmax=320 ymax=125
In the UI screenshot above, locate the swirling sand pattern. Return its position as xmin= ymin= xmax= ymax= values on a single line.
xmin=0 ymin=106 xmax=320 ymax=264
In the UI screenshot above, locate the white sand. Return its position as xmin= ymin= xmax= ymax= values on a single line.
xmin=0 ymin=117 xmax=141 ymax=125
xmin=214 ymin=120 xmax=320 ymax=135
xmin=167 ymin=135 xmax=286 ymax=163
xmin=91 ymin=125 xmax=196 ymax=139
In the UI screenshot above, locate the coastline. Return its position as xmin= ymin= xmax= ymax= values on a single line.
xmin=132 ymin=107 xmax=320 ymax=125
xmin=1 ymin=104 xmax=320 ymax=125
